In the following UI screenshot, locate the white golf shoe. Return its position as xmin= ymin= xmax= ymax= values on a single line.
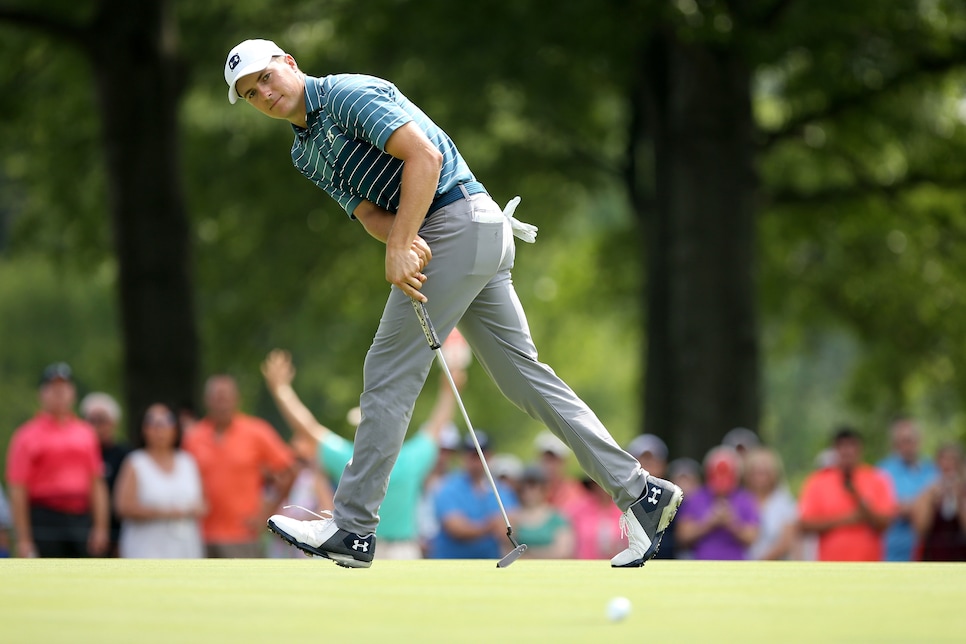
xmin=611 ymin=476 xmax=684 ymax=568
xmin=267 ymin=510 xmax=376 ymax=568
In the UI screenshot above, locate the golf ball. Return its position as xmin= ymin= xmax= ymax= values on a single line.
xmin=606 ymin=596 xmax=632 ymax=622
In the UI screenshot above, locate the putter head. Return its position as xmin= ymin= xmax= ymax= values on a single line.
xmin=496 ymin=543 xmax=527 ymax=568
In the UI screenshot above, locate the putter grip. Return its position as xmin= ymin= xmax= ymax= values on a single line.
xmin=411 ymin=299 xmax=441 ymax=350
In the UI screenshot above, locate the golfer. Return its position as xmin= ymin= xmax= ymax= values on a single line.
xmin=224 ymin=39 xmax=682 ymax=568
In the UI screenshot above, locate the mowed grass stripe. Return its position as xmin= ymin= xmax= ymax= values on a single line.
xmin=1 ymin=560 xmax=963 ymax=643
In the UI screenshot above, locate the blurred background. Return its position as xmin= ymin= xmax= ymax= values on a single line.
xmin=2 ymin=0 xmax=966 ymax=485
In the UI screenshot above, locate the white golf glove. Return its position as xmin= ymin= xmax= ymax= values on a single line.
xmin=502 ymin=196 xmax=537 ymax=243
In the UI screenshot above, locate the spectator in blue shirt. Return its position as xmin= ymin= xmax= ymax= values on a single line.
xmin=878 ymin=417 xmax=938 ymax=561
xmin=429 ymin=432 xmax=519 ymax=559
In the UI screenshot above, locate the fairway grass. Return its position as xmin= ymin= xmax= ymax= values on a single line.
xmin=2 ymin=559 xmax=964 ymax=643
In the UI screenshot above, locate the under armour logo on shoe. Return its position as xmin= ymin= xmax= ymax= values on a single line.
xmin=352 ymin=539 xmax=370 ymax=552
xmin=647 ymin=485 xmax=662 ymax=505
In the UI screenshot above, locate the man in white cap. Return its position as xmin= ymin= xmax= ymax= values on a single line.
xmin=224 ymin=39 xmax=682 ymax=568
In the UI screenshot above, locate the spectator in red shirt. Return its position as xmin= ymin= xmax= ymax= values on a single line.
xmin=5 ymin=363 xmax=109 ymax=558
xmin=799 ymin=427 xmax=896 ymax=561
xmin=182 ymin=374 xmax=296 ymax=557
xmin=533 ymin=431 xmax=589 ymax=520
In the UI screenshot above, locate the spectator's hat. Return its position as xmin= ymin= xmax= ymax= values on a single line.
xmin=627 ymin=434 xmax=669 ymax=461
xmin=490 ymin=453 xmax=524 ymax=482
xmin=438 ymin=423 xmax=461 ymax=451
xmin=534 ymin=431 xmax=569 ymax=458
xmin=520 ymin=463 xmax=548 ymax=485
xmin=668 ymin=457 xmax=702 ymax=481
xmin=463 ymin=430 xmax=492 ymax=453
xmin=721 ymin=427 xmax=760 ymax=452
xmin=39 ymin=362 xmax=73 ymax=387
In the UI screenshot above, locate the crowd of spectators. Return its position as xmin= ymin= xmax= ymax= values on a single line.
xmin=3 ymin=353 xmax=965 ymax=562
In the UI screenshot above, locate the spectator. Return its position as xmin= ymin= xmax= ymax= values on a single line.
xmin=80 ymin=392 xmax=131 ymax=557
xmin=5 ymin=363 xmax=109 ymax=558
xmin=514 ymin=464 xmax=575 ymax=558
xmin=722 ymin=427 xmax=761 ymax=458
xmin=676 ymin=446 xmax=759 ymax=560
xmin=113 ymin=404 xmax=205 ymax=558
xmin=489 ymin=453 xmax=524 ymax=495
xmin=0 ymin=482 xmax=11 ymax=557
xmin=182 ymin=374 xmax=296 ymax=558
xmin=417 ymin=423 xmax=461 ymax=556
xmin=799 ymin=447 xmax=838 ymax=561
xmin=877 ymin=417 xmax=938 ymax=562
xmin=668 ymin=457 xmax=703 ymax=499
xmin=429 ymin=432 xmax=519 ymax=559
xmin=912 ymin=443 xmax=966 ymax=561
xmin=533 ymin=431 xmax=589 ymax=519
xmin=744 ymin=447 xmax=799 ymax=560
xmin=262 ymin=347 xmax=458 ymax=560
xmin=627 ymin=433 xmax=677 ymax=559
xmin=798 ymin=427 xmax=896 ymax=561
xmin=667 ymin=457 xmax=702 ymax=559
xmin=568 ymin=478 xmax=626 ymax=560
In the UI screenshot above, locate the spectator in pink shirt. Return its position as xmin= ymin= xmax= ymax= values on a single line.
xmin=5 ymin=363 xmax=109 ymax=558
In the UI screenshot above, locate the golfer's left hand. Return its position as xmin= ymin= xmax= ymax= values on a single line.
xmin=386 ymin=244 xmax=428 ymax=302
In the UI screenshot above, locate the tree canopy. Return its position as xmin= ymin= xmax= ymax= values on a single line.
xmin=2 ymin=0 xmax=966 ymax=481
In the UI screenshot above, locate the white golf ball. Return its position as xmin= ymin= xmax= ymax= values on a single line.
xmin=606 ymin=596 xmax=632 ymax=622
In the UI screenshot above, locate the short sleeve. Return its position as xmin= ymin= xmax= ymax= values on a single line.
xmin=320 ymin=434 xmax=354 ymax=483
xmin=327 ymin=76 xmax=413 ymax=152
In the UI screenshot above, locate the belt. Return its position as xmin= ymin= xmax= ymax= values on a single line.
xmin=428 ymin=181 xmax=487 ymax=214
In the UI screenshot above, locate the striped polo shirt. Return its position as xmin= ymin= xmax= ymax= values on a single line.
xmin=291 ymin=74 xmax=475 ymax=217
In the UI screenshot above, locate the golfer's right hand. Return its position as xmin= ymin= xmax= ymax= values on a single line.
xmin=386 ymin=245 xmax=428 ymax=302
xmin=411 ymin=236 xmax=432 ymax=271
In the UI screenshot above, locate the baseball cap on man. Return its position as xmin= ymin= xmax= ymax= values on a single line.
xmin=627 ymin=433 xmax=669 ymax=462
xmin=225 ymin=39 xmax=285 ymax=104
xmin=39 ymin=362 xmax=73 ymax=386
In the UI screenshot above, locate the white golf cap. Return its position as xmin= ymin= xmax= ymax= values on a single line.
xmin=225 ymin=39 xmax=285 ymax=104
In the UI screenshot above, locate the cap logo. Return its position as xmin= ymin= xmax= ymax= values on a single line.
xmin=228 ymin=53 xmax=241 ymax=71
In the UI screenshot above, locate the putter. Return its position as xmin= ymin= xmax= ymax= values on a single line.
xmin=411 ymin=299 xmax=528 ymax=568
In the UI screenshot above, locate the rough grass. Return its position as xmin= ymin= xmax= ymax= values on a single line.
xmin=1 ymin=559 xmax=964 ymax=643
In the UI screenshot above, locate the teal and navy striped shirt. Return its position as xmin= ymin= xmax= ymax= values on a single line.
xmin=291 ymin=74 xmax=474 ymax=217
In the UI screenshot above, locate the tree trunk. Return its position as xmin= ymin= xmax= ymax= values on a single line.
xmin=640 ymin=33 xmax=759 ymax=460
xmin=87 ymin=0 xmax=198 ymax=437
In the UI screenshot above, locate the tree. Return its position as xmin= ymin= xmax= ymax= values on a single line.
xmin=0 ymin=0 xmax=197 ymax=436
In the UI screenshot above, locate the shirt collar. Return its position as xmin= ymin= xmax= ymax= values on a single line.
xmin=292 ymin=75 xmax=326 ymax=137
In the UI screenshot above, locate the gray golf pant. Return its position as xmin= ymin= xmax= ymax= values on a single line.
xmin=332 ymin=189 xmax=649 ymax=536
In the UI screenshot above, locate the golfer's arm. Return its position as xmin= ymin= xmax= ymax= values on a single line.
xmin=354 ymin=200 xmax=394 ymax=243
xmin=383 ymin=121 xmax=442 ymax=251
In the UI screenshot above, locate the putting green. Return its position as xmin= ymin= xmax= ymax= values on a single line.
xmin=1 ymin=559 xmax=963 ymax=642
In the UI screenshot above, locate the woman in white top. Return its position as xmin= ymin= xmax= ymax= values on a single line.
xmin=744 ymin=447 xmax=800 ymax=560
xmin=114 ymin=403 xmax=205 ymax=558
